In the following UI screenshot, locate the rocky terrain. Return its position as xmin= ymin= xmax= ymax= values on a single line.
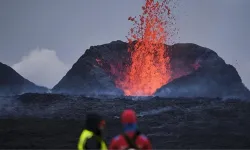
xmin=155 ymin=64 xmax=250 ymax=99
xmin=155 ymin=44 xmax=250 ymax=99
xmin=0 ymin=62 xmax=48 ymax=96
xmin=0 ymin=93 xmax=250 ymax=149
xmin=52 ymin=41 xmax=250 ymax=99
xmin=52 ymin=41 xmax=129 ymax=96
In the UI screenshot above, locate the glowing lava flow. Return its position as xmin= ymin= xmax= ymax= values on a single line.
xmin=117 ymin=0 xmax=172 ymax=96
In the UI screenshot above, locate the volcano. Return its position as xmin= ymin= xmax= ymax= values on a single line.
xmin=52 ymin=0 xmax=249 ymax=99
xmin=52 ymin=41 xmax=250 ymax=99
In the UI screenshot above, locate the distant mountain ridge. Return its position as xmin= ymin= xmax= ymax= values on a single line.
xmin=0 ymin=62 xmax=48 ymax=96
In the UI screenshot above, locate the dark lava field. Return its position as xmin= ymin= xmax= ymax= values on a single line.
xmin=0 ymin=93 xmax=250 ymax=149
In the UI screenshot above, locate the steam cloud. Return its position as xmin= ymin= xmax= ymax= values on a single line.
xmin=12 ymin=48 xmax=70 ymax=89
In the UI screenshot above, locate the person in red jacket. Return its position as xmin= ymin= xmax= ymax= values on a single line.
xmin=109 ymin=109 xmax=152 ymax=150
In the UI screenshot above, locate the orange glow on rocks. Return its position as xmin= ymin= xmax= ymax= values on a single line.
xmin=116 ymin=0 xmax=172 ymax=96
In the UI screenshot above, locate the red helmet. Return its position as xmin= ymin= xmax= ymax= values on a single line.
xmin=121 ymin=109 xmax=137 ymax=124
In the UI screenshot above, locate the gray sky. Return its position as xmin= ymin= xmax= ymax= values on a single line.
xmin=0 ymin=0 xmax=250 ymax=89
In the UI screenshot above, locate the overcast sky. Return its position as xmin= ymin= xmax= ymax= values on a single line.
xmin=0 ymin=0 xmax=249 ymax=89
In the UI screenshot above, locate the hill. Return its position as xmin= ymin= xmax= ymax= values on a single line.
xmin=0 ymin=62 xmax=48 ymax=96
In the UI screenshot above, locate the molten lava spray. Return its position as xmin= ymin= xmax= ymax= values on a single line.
xmin=117 ymin=0 xmax=172 ymax=96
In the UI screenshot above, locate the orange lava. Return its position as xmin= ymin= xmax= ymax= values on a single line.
xmin=117 ymin=0 xmax=172 ymax=96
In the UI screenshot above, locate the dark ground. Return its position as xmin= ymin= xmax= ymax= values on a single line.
xmin=0 ymin=94 xmax=250 ymax=149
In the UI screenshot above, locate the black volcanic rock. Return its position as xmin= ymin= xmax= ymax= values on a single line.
xmin=155 ymin=44 xmax=250 ymax=99
xmin=155 ymin=65 xmax=250 ymax=99
xmin=52 ymin=41 xmax=250 ymax=99
xmin=1 ymin=95 xmax=250 ymax=149
xmin=167 ymin=43 xmax=226 ymax=80
xmin=0 ymin=62 xmax=48 ymax=96
xmin=52 ymin=40 xmax=127 ymax=96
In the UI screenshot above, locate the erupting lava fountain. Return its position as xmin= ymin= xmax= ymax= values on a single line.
xmin=116 ymin=0 xmax=173 ymax=96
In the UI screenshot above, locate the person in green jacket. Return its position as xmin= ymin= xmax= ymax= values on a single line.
xmin=78 ymin=113 xmax=108 ymax=150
